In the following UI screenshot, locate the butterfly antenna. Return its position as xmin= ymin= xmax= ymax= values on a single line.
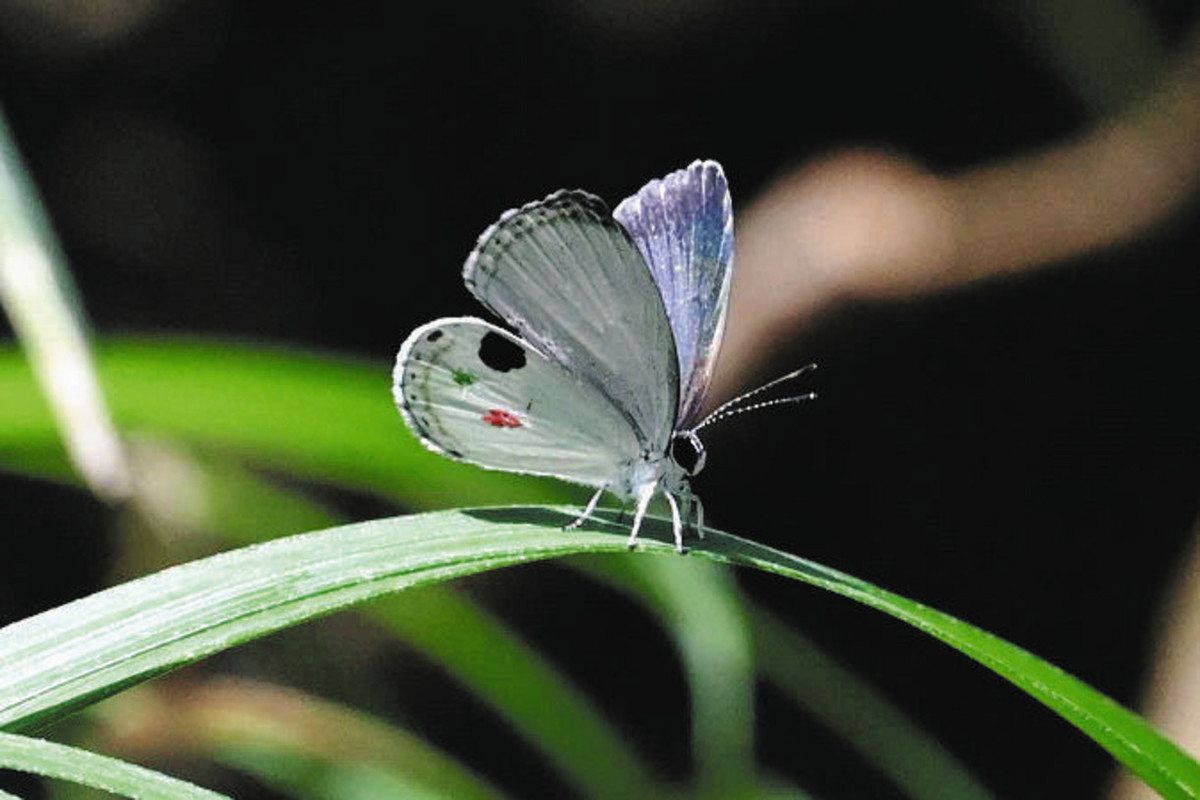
xmin=691 ymin=363 xmax=818 ymax=432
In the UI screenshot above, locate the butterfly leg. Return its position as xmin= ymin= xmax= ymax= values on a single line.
xmin=564 ymin=486 xmax=606 ymax=531
xmin=675 ymin=487 xmax=704 ymax=541
xmin=663 ymin=489 xmax=685 ymax=554
xmin=626 ymin=482 xmax=658 ymax=549
xmin=691 ymin=493 xmax=705 ymax=539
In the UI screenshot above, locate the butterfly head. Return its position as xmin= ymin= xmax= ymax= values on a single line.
xmin=670 ymin=430 xmax=707 ymax=476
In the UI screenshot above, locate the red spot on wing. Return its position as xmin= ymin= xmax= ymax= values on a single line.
xmin=482 ymin=408 xmax=523 ymax=428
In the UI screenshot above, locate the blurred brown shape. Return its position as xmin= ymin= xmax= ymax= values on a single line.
xmin=714 ymin=25 xmax=1200 ymax=402
xmin=0 ymin=0 xmax=177 ymax=56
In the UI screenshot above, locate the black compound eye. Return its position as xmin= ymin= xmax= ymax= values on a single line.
xmin=478 ymin=332 xmax=527 ymax=372
xmin=671 ymin=434 xmax=705 ymax=475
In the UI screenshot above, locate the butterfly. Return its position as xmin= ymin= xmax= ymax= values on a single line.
xmin=393 ymin=160 xmax=815 ymax=552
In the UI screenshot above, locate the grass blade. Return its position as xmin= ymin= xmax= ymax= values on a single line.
xmin=0 ymin=111 xmax=129 ymax=500
xmin=137 ymin=449 xmax=664 ymax=799
xmin=0 ymin=507 xmax=1195 ymax=797
xmin=751 ymin=606 xmax=995 ymax=800
xmin=0 ymin=730 xmax=227 ymax=799
xmin=574 ymin=555 xmax=756 ymax=797
xmin=0 ymin=509 xmax=645 ymax=733
xmin=366 ymin=588 xmax=663 ymax=799
xmin=582 ymin=554 xmax=994 ymax=800
xmin=89 ymin=679 xmax=504 ymax=800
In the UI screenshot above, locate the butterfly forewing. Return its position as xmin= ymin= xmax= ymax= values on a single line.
xmin=463 ymin=190 xmax=679 ymax=454
xmin=394 ymin=317 xmax=642 ymax=486
xmin=614 ymin=160 xmax=734 ymax=428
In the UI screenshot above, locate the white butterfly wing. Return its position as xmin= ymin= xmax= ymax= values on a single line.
xmin=463 ymin=190 xmax=679 ymax=454
xmin=614 ymin=160 xmax=734 ymax=428
xmin=394 ymin=317 xmax=642 ymax=487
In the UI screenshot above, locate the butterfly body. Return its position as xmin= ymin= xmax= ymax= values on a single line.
xmin=395 ymin=160 xmax=738 ymax=552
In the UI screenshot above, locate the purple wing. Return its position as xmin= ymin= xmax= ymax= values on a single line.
xmin=614 ymin=160 xmax=734 ymax=428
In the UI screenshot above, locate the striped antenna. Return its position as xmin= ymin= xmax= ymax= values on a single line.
xmin=691 ymin=363 xmax=818 ymax=432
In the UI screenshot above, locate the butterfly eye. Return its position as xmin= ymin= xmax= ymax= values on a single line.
xmin=671 ymin=433 xmax=706 ymax=476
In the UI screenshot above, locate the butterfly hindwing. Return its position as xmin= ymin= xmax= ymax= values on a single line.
xmin=394 ymin=317 xmax=642 ymax=487
xmin=614 ymin=160 xmax=734 ymax=428
xmin=463 ymin=190 xmax=679 ymax=454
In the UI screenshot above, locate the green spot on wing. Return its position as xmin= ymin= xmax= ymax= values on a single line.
xmin=453 ymin=369 xmax=477 ymax=386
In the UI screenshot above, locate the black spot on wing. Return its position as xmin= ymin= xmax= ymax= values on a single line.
xmin=426 ymin=330 xmax=443 ymax=342
xmin=479 ymin=331 xmax=527 ymax=372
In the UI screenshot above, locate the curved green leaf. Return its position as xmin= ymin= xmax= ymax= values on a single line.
xmin=0 ymin=730 xmax=228 ymax=799
xmin=0 ymin=508 xmax=1195 ymax=798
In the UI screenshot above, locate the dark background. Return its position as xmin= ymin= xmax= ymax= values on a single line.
xmin=3 ymin=2 xmax=1200 ymax=798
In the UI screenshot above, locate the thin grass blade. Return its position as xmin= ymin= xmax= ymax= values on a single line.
xmin=0 ymin=111 xmax=129 ymax=500
xmin=0 ymin=731 xmax=227 ymax=800
xmin=574 ymin=555 xmax=757 ymax=797
xmin=751 ymin=606 xmax=995 ymax=800
xmin=365 ymin=587 xmax=663 ymax=798
xmin=89 ymin=679 xmax=504 ymax=800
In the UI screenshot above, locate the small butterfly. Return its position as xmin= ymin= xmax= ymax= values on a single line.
xmin=393 ymin=160 xmax=815 ymax=552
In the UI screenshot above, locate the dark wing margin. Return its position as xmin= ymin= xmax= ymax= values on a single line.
xmin=394 ymin=316 xmax=641 ymax=486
